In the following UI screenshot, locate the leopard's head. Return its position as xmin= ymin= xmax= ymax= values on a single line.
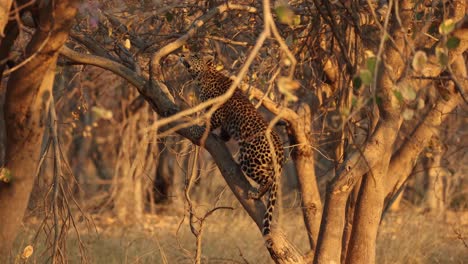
xmin=180 ymin=54 xmax=214 ymax=79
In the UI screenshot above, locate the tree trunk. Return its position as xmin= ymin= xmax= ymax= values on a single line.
xmin=113 ymin=108 xmax=150 ymax=223
xmin=0 ymin=0 xmax=78 ymax=256
xmin=340 ymin=178 xmax=361 ymax=262
xmin=292 ymin=104 xmax=322 ymax=252
xmin=314 ymin=184 xmax=348 ymax=264
xmin=345 ymin=173 xmax=384 ymax=264
xmin=426 ymin=149 xmax=446 ymax=213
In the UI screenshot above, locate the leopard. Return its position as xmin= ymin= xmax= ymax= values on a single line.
xmin=180 ymin=54 xmax=284 ymax=237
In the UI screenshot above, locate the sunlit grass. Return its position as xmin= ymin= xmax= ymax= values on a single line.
xmin=8 ymin=208 xmax=467 ymax=264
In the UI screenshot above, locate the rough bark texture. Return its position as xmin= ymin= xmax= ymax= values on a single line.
xmin=314 ymin=184 xmax=348 ymax=263
xmin=340 ymin=178 xmax=361 ymax=261
xmin=0 ymin=0 xmax=78 ymax=256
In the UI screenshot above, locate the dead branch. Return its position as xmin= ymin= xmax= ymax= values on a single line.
xmin=184 ymin=146 xmax=234 ymax=263
xmin=49 ymin=97 xmax=63 ymax=263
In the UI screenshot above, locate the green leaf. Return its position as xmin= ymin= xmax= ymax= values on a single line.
xmin=353 ymin=76 xmax=362 ymax=90
xmin=359 ymin=69 xmax=373 ymax=85
xmin=375 ymin=96 xmax=382 ymax=105
xmin=91 ymin=106 xmax=113 ymax=120
xmin=275 ymin=5 xmax=295 ymax=26
xmin=436 ymin=47 xmax=449 ymax=66
xmin=446 ymin=36 xmax=460 ymax=49
xmin=165 ymin=12 xmax=174 ymax=22
xmin=400 ymin=84 xmax=417 ymax=101
xmin=415 ymin=11 xmax=424 ymax=21
xmin=439 ymin=19 xmax=455 ymax=35
xmin=292 ymin=15 xmax=301 ymax=26
xmin=366 ymin=56 xmax=377 ymax=73
xmin=412 ymin=50 xmax=427 ymax=72
xmin=393 ymin=90 xmax=403 ymax=102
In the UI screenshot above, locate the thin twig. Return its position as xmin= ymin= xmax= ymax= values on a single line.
xmin=49 ymin=97 xmax=62 ymax=264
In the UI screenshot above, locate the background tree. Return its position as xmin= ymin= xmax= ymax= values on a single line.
xmin=0 ymin=0 xmax=78 ymax=257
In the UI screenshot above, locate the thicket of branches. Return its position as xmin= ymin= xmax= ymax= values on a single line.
xmin=0 ymin=0 xmax=466 ymax=263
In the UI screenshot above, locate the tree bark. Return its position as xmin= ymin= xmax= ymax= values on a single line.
xmin=345 ymin=172 xmax=385 ymax=264
xmin=292 ymin=104 xmax=322 ymax=253
xmin=340 ymin=178 xmax=361 ymax=262
xmin=315 ymin=113 xmax=402 ymax=263
xmin=314 ymin=184 xmax=348 ymax=264
xmin=0 ymin=0 xmax=78 ymax=256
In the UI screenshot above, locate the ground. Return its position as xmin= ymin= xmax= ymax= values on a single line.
xmin=11 ymin=208 xmax=468 ymax=263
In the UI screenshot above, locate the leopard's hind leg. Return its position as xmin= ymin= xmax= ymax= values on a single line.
xmin=239 ymin=140 xmax=275 ymax=200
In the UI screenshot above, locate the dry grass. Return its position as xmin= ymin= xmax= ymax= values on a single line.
xmin=9 ymin=208 xmax=467 ymax=264
xmin=377 ymin=210 xmax=468 ymax=264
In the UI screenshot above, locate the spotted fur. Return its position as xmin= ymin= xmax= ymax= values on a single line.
xmin=181 ymin=54 xmax=284 ymax=236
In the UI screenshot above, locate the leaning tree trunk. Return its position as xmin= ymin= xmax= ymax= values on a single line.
xmin=0 ymin=0 xmax=78 ymax=256
xmin=316 ymin=1 xmax=467 ymax=263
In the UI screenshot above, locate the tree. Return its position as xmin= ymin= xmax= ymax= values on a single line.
xmin=1 ymin=0 xmax=466 ymax=263
xmin=0 ymin=0 xmax=78 ymax=257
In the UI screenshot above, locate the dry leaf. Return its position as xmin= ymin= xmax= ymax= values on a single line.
xmin=124 ymin=38 xmax=131 ymax=49
xmin=21 ymin=245 xmax=33 ymax=259
xmin=277 ymin=77 xmax=300 ymax=102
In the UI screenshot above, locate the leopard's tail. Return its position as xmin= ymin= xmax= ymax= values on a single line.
xmin=262 ymin=180 xmax=278 ymax=236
